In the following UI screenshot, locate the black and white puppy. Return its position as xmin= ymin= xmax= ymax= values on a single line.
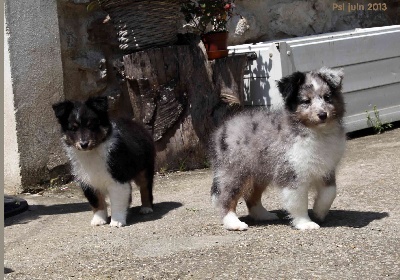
xmin=52 ymin=96 xmax=155 ymax=227
xmin=210 ymin=67 xmax=346 ymax=230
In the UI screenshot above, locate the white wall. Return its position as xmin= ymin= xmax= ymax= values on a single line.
xmin=4 ymin=12 xmax=22 ymax=194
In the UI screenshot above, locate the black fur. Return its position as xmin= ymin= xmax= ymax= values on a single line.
xmin=85 ymin=96 xmax=110 ymax=125
xmin=52 ymin=101 xmax=74 ymax=131
xmin=277 ymin=71 xmax=306 ymax=112
xmin=81 ymin=183 xmax=99 ymax=209
xmin=108 ymin=119 xmax=155 ymax=184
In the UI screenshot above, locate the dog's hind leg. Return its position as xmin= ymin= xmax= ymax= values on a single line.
xmin=313 ymin=172 xmax=337 ymax=222
xmin=217 ymin=177 xmax=249 ymax=231
xmin=108 ymin=183 xmax=131 ymax=227
xmin=133 ymin=169 xmax=154 ymax=214
xmin=80 ymin=183 xmax=108 ymax=226
xmin=245 ymin=185 xmax=279 ymax=221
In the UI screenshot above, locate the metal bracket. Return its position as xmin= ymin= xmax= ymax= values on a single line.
xmin=229 ymin=51 xmax=257 ymax=61
xmin=245 ymin=52 xmax=257 ymax=61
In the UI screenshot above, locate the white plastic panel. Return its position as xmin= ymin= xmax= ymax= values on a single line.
xmin=230 ymin=25 xmax=400 ymax=131
xmin=230 ymin=43 xmax=283 ymax=106
xmin=342 ymin=57 xmax=400 ymax=93
xmin=343 ymin=83 xmax=400 ymax=119
xmin=344 ymin=105 xmax=400 ymax=132
xmin=282 ymin=29 xmax=400 ymax=72
xmin=243 ymin=77 xmax=284 ymax=107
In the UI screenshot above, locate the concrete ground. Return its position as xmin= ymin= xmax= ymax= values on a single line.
xmin=4 ymin=128 xmax=400 ymax=279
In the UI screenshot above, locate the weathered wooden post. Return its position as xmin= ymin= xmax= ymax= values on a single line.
xmin=123 ymin=36 xmax=247 ymax=170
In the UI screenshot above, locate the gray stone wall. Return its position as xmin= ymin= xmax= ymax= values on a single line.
xmin=5 ymin=0 xmax=65 ymax=193
xmin=227 ymin=0 xmax=399 ymax=45
xmin=57 ymin=0 xmax=133 ymax=116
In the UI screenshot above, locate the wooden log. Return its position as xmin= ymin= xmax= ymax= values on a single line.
xmin=123 ymin=36 xmax=247 ymax=170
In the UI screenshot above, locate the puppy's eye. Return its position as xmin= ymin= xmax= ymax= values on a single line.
xmin=300 ymin=99 xmax=311 ymax=105
xmin=324 ymin=94 xmax=332 ymax=102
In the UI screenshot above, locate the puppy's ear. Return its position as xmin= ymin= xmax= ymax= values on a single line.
xmin=277 ymin=71 xmax=305 ymax=111
xmin=85 ymin=96 xmax=108 ymax=114
xmin=317 ymin=67 xmax=344 ymax=89
xmin=52 ymin=101 xmax=74 ymax=122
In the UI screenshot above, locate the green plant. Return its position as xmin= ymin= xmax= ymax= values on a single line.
xmin=178 ymin=157 xmax=187 ymax=172
xmin=181 ymin=0 xmax=236 ymax=34
xmin=366 ymin=105 xmax=393 ymax=134
xmin=158 ymin=166 xmax=168 ymax=175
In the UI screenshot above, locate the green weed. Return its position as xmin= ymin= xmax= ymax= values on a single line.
xmin=366 ymin=106 xmax=393 ymax=134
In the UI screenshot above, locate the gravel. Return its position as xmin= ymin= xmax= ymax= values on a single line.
xmin=4 ymin=128 xmax=400 ymax=279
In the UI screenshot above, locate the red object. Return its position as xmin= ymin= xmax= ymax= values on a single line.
xmin=202 ymin=32 xmax=228 ymax=52
xmin=207 ymin=50 xmax=229 ymax=60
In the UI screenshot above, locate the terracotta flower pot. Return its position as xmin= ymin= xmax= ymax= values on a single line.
xmin=201 ymin=32 xmax=229 ymax=60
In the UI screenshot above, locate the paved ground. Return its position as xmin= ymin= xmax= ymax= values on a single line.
xmin=4 ymin=128 xmax=400 ymax=279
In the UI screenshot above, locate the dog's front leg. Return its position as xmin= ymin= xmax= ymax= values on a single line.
xmin=80 ymin=183 xmax=108 ymax=226
xmin=282 ymin=185 xmax=320 ymax=230
xmin=313 ymin=172 xmax=337 ymax=221
xmin=108 ymin=183 xmax=131 ymax=227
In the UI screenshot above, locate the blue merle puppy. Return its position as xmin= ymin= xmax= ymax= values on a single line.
xmin=210 ymin=67 xmax=346 ymax=230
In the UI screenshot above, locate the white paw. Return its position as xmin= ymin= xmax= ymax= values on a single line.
xmin=139 ymin=207 xmax=153 ymax=214
xmin=91 ymin=210 xmax=108 ymax=226
xmin=249 ymin=204 xmax=279 ymax=221
xmin=110 ymin=219 xmax=126 ymax=228
xmin=223 ymin=212 xmax=249 ymax=231
xmin=110 ymin=212 xmax=126 ymax=228
xmin=293 ymin=220 xmax=320 ymax=230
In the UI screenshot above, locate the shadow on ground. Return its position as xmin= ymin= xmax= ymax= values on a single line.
xmin=320 ymin=209 xmax=389 ymax=228
xmin=240 ymin=209 xmax=389 ymax=229
xmin=4 ymin=201 xmax=183 ymax=228
xmin=4 ymin=267 xmax=14 ymax=274
xmin=127 ymin=201 xmax=183 ymax=225
xmin=4 ymin=202 xmax=91 ymax=227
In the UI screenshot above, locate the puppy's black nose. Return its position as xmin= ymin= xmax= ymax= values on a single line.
xmin=80 ymin=141 xmax=89 ymax=149
xmin=318 ymin=112 xmax=328 ymax=120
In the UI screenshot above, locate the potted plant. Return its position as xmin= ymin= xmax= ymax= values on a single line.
xmin=181 ymin=0 xmax=236 ymax=60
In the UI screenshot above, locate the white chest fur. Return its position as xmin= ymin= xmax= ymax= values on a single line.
xmin=65 ymin=139 xmax=117 ymax=190
xmin=287 ymin=127 xmax=346 ymax=179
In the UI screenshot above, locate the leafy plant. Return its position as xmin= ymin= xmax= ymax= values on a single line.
xmin=366 ymin=105 xmax=393 ymax=134
xmin=158 ymin=166 xmax=168 ymax=175
xmin=181 ymin=0 xmax=236 ymax=34
xmin=178 ymin=157 xmax=187 ymax=172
